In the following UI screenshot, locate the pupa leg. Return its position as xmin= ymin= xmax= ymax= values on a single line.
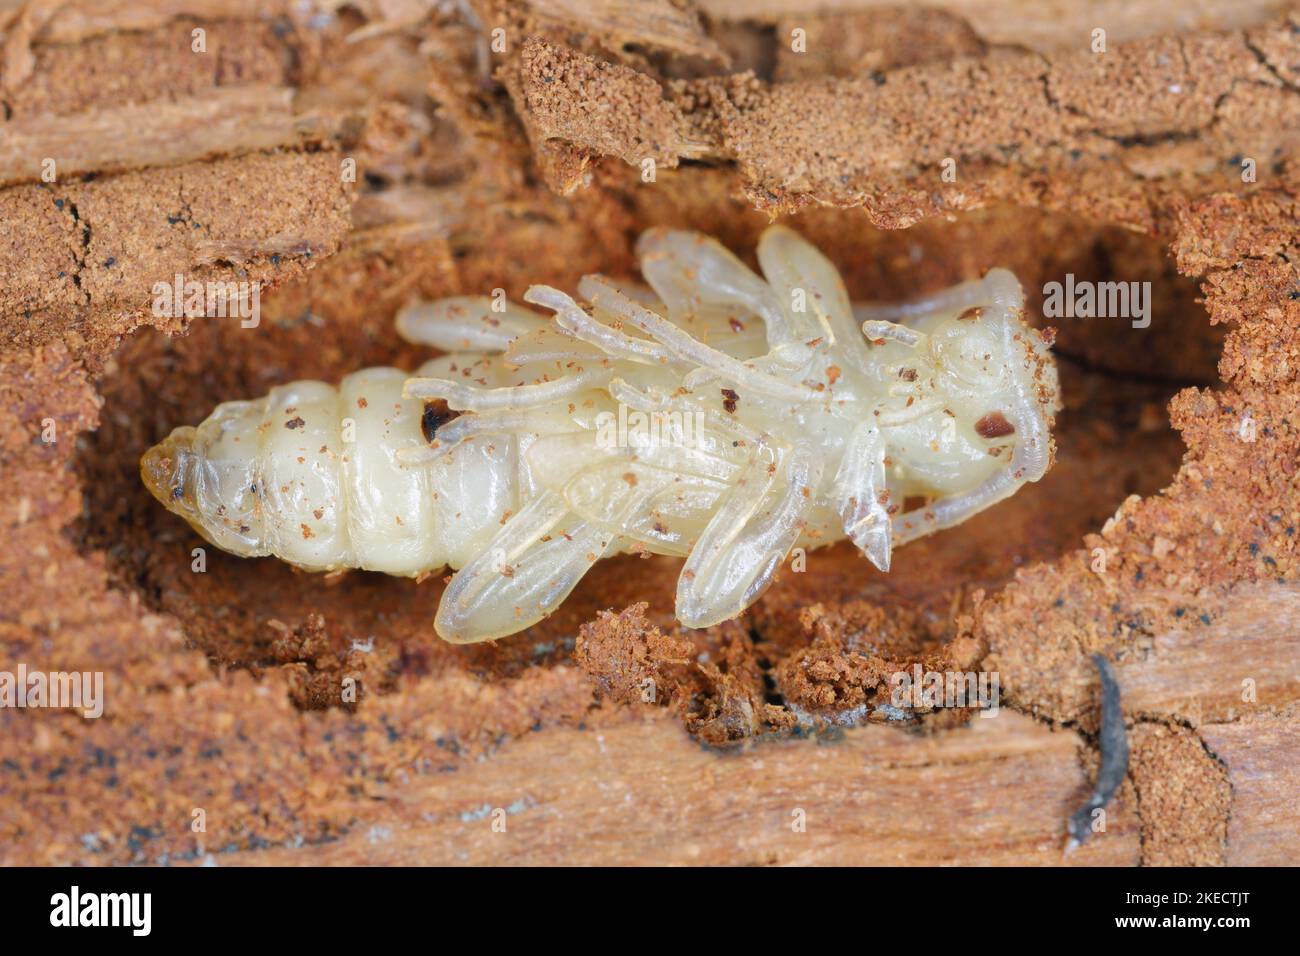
xmin=525 ymin=285 xmax=674 ymax=366
xmin=892 ymin=451 xmax=1025 ymax=547
xmin=859 ymin=321 xmax=923 ymax=348
xmin=396 ymin=296 xmax=549 ymax=353
xmin=403 ymin=367 xmax=610 ymax=411
xmin=832 ymin=420 xmax=892 ymax=571
xmin=854 ymin=274 xmax=1004 ymax=325
xmin=676 ymin=443 xmax=823 ymax=629
xmin=635 ymin=228 xmax=795 ymax=351
xmin=757 ymin=225 xmax=871 ymax=370
xmin=579 ymin=276 xmax=820 ymax=404
xmin=435 ymin=490 xmax=616 ymax=643
xmin=395 ymin=407 xmax=576 ymax=466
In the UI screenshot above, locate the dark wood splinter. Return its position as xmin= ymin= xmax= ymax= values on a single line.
xmin=1066 ymin=654 xmax=1130 ymax=852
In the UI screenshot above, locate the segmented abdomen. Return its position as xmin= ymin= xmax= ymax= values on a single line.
xmin=143 ymin=360 xmax=521 ymax=575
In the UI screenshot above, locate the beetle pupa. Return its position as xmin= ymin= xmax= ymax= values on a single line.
xmin=143 ymin=226 xmax=1059 ymax=643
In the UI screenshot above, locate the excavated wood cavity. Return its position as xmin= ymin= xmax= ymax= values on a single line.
xmin=72 ymin=202 xmax=1206 ymax=730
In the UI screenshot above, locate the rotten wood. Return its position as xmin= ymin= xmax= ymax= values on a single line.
xmin=0 ymin=86 xmax=341 ymax=187
xmin=1201 ymin=715 xmax=1300 ymax=866
xmin=530 ymin=0 xmax=727 ymax=64
xmin=696 ymin=0 xmax=1291 ymax=52
xmin=1116 ymin=584 xmax=1300 ymax=725
xmin=219 ymin=712 xmax=1141 ymax=866
xmin=1 ymin=0 xmax=1297 ymax=868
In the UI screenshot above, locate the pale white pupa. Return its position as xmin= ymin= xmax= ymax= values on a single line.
xmin=142 ymin=226 xmax=1060 ymax=643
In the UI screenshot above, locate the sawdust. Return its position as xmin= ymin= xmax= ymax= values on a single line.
xmin=575 ymin=603 xmax=793 ymax=746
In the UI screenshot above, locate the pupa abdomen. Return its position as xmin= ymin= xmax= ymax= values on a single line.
xmin=143 ymin=362 xmax=531 ymax=577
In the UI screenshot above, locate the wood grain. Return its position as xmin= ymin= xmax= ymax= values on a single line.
xmin=1201 ymin=715 xmax=1300 ymax=866
xmin=229 ymin=711 xmax=1140 ymax=866
xmin=1116 ymin=585 xmax=1300 ymax=724
xmin=696 ymin=0 xmax=1289 ymax=52
xmin=0 ymin=86 xmax=335 ymax=187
